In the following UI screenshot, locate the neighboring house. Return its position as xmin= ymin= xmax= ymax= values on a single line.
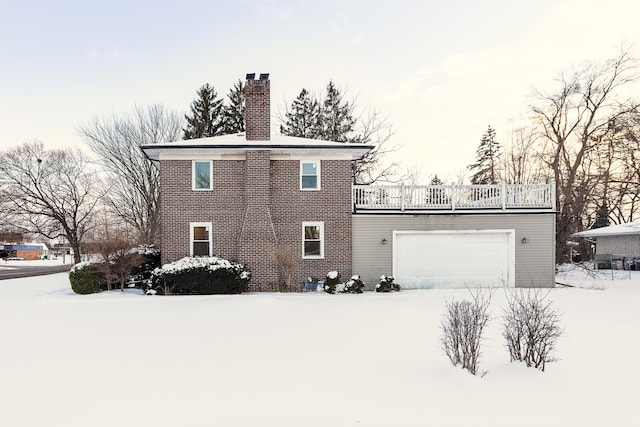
xmin=574 ymin=221 xmax=640 ymax=267
xmin=1 ymin=242 xmax=49 ymax=260
xmin=142 ymin=74 xmax=556 ymax=289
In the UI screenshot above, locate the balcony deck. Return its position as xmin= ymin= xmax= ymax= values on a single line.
xmin=352 ymin=183 xmax=556 ymax=214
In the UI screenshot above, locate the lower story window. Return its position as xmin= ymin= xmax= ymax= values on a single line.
xmin=302 ymin=222 xmax=324 ymax=259
xmin=190 ymin=222 xmax=212 ymax=256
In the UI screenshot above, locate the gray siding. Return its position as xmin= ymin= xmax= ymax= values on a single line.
xmin=352 ymin=213 xmax=556 ymax=288
xmin=595 ymin=235 xmax=640 ymax=258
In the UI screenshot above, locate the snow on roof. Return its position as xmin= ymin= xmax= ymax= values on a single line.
xmin=574 ymin=220 xmax=640 ymax=238
xmin=141 ymin=132 xmax=374 ymax=162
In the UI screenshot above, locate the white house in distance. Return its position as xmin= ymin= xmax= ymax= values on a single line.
xmin=574 ymin=220 xmax=640 ymax=269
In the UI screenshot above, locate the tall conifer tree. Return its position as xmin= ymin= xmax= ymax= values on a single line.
xmin=468 ymin=126 xmax=502 ymax=184
xmin=280 ymin=88 xmax=321 ymax=138
xmin=281 ymin=81 xmax=397 ymax=185
xmin=223 ymin=79 xmax=245 ymax=134
xmin=183 ymin=83 xmax=224 ymax=139
xmin=320 ymin=81 xmax=357 ymax=142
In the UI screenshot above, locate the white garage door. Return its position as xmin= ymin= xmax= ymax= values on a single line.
xmin=393 ymin=230 xmax=515 ymax=288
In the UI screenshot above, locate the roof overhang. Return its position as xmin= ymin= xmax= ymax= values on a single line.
xmin=573 ymin=221 xmax=640 ymax=238
xmin=141 ymin=133 xmax=374 ymax=163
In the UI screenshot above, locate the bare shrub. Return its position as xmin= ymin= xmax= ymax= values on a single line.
xmin=440 ymin=289 xmax=492 ymax=375
xmin=272 ymin=244 xmax=299 ymax=291
xmin=90 ymin=234 xmax=142 ymax=292
xmin=502 ymin=289 xmax=563 ymax=372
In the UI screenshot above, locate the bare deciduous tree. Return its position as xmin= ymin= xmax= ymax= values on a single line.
xmin=503 ymin=127 xmax=551 ymax=184
xmin=531 ymin=47 xmax=639 ymax=262
xmin=89 ymin=232 xmax=143 ymax=292
xmin=352 ymin=109 xmax=401 ymax=184
xmin=79 ymin=104 xmax=183 ymax=245
xmin=0 ymin=141 xmax=98 ymax=263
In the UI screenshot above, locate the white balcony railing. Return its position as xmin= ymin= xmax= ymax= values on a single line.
xmin=352 ymin=183 xmax=555 ymax=212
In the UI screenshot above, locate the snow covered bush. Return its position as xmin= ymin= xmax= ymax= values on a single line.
xmin=324 ymin=271 xmax=340 ymax=294
xmin=69 ymin=262 xmax=105 ymax=295
xmin=502 ymin=289 xmax=563 ymax=372
xmin=128 ymin=246 xmax=161 ymax=288
xmin=339 ymin=275 xmax=365 ymax=293
xmin=440 ymin=289 xmax=492 ymax=376
xmin=376 ymin=275 xmax=401 ymax=292
xmin=149 ymin=256 xmax=250 ymax=295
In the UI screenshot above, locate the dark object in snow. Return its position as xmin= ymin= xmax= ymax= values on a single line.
xmin=301 ymin=279 xmax=319 ymax=292
xmin=324 ymin=271 xmax=340 ymax=294
xmin=149 ymin=256 xmax=250 ymax=295
xmin=128 ymin=247 xmax=161 ymax=288
xmin=376 ymin=275 xmax=401 ymax=292
xmin=340 ymin=275 xmax=365 ymax=293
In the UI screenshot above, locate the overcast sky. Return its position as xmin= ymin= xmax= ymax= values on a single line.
xmin=2 ymin=0 xmax=639 ymax=181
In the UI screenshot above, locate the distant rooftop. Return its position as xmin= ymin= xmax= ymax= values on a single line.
xmin=574 ymin=221 xmax=640 ymax=237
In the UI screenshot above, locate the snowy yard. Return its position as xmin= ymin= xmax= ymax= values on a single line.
xmin=0 ymin=264 xmax=638 ymax=426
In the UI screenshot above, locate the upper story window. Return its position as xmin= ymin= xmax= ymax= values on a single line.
xmin=193 ymin=160 xmax=212 ymax=190
xmin=300 ymin=160 xmax=320 ymax=190
xmin=190 ymin=222 xmax=212 ymax=256
xmin=302 ymin=221 xmax=324 ymax=259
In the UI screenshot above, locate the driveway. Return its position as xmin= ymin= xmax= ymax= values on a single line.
xmin=0 ymin=263 xmax=72 ymax=280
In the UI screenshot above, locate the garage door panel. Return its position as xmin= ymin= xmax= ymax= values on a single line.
xmin=393 ymin=230 xmax=514 ymax=288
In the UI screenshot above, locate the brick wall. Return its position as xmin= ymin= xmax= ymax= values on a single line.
xmin=15 ymin=249 xmax=44 ymax=260
xmin=160 ymin=159 xmax=246 ymax=264
xmin=245 ymin=79 xmax=270 ymax=141
xmin=238 ymin=151 xmax=278 ymax=285
xmin=160 ymin=155 xmax=354 ymax=289
xmin=270 ymin=159 xmax=353 ymax=284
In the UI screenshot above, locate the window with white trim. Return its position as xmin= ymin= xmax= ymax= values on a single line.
xmin=300 ymin=160 xmax=320 ymax=190
xmin=302 ymin=222 xmax=324 ymax=259
xmin=190 ymin=222 xmax=212 ymax=256
xmin=193 ymin=160 xmax=212 ymax=190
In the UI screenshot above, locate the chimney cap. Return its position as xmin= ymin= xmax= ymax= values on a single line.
xmin=246 ymin=73 xmax=256 ymax=80
xmin=259 ymin=73 xmax=270 ymax=80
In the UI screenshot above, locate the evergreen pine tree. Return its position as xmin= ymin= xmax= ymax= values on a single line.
xmin=281 ymin=80 xmax=397 ymax=184
xmin=427 ymin=174 xmax=446 ymax=205
xmin=320 ymin=81 xmax=357 ymax=143
xmin=468 ymin=126 xmax=502 ymax=184
xmin=183 ymin=83 xmax=225 ymax=139
xmin=280 ymin=88 xmax=321 ymax=139
xmin=223 ymin=79 xmax=245 ymax=134
xmin=592 ymin=203 xmax=611 ymax=229
xmin=430 ymin=174 xmax=444 ymax=185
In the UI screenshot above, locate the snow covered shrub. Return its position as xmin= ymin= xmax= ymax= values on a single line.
xmin=502 ymin=289 xmax=562 ymax=372
xmin=149 ymin=256 xmax=250 ymax=295
xmin=129 ymin=247 xmax=161 ymax=288
xmin=69 ymin=262 xmax=105 ymax=295
xmin=324 ymin=271 xmax=340 ymax=294
xmin=340 ymin=275 xmax=365 ymax=293
xmin=440 ymin=289 xmax=493 ymax=376
xmin=376 ymin=275 xmax=401 ymax=292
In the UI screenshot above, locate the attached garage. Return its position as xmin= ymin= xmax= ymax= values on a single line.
xmin=352 ymin=214 xmax=555 ymax=289
xmin=393 ymin=230 xmax=515 ymax=288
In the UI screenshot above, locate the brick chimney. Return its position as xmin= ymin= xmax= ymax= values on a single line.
xmin=245 ymin=73 xmax=270 ymax=141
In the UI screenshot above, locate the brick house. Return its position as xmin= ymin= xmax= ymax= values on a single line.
xmin=143 ymin=74 xmax=557 ymax=289
xmin=142 ymin=74 xmax=372 ymax=288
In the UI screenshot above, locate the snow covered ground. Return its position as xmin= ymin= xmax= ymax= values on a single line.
xmin=0 ymin=264 xmax=638 ymax=426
